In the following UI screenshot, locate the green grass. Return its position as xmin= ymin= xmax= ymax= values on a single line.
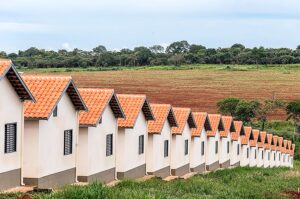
xmin=17 ymin=64 xmax=300 ymax=73
xmin=2 ymin=162 xmax=300 ymax=199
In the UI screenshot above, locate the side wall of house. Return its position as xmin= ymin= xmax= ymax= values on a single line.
xmin=220 ymin=135 xmax=230 ymax=164
xmin=241 ymin=144 xmax=250 ymax=166
xmin=77 ymin=127 xmax=89 ymax=176
xmin=230 ymin=138 xmax=241 ymax=166
xmin=263 ymin=149 xmax=270 ymax=168
xmin=249 ymin=146 xmax=257 ymax=167
xmin=206 ymin=131 xmax=220 ymax=165
xmin=0 ymin=77 xmax=23 ymax=174
xmin=190 ymin=129 xmax=206 ymax=169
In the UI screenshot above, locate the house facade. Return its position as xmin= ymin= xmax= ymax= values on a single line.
xmin=257 ymin=131 xmax=266 ymax=167
xmin=249 ymin=129 xmax=260 ymax=167
xmin=147 ymin=104 xmax=177 ymax=178
xmin=240 ymin=126 xmax=254 ymax=167
xmin=230 ymin=121 xmax=245 ymax=167
xmin=263 ymin=133 xmax=273 ymax=168
xmin=77 ymin=89 xmax=125 ymax=183
xmin=206 ymin=114 xmax=224 ymax=171
xmin=270 ymin=136 xmax=278 ymax=168
xmin=0 ymin=60 xmax=34 ymax=190
xmin=276 ymin=137 xmax=283 ymax=167
xmin=22 ymin=76 xmax=87 ymax=189
xmin=290 ymin=144 xmax=295 ymax=168
xmin=190 ymin=112 xmax=212 ymax=173
xmin=116 ymin=94 xmax=154 ymax=179
xmin=219 ymin=116 xmax=235 ymax=168
xmin=170 ymin=108 xmax=196 ymax=176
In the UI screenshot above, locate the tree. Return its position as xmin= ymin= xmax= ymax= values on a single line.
xmin=217 ymin=98 xmax=241 ymax=116
xmin=189 ymin=44 xmax=206 ymax=54
xmin=149 ymin=45 xmax=164 ymax=54
xmin=93 ymin=45 xmax=107 ymax=54
xmin=168 ymin=54 xmax=184 ymax=66
xmin=235 ymin=100 xmax=260 ymax=123
xmin=166 ymin=41 xmax=190 ymax=54
xmin=286 ymin=100 xmax=300 ymax=139
xmin=256 ymin=99 xmax=286 ymax=130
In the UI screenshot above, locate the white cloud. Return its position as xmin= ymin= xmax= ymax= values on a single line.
xmin=62 ymin=43 xmax=72 ymax=51
xmin=0 ymin=22 xmax=51 ymax=32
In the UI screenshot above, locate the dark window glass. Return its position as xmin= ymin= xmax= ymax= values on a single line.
xmin=53 ymin=106 xmax=58 ymax=117
xmin=201 ymin=141 xmax=205 ymax=156
xmin=237 ymin=144 xmax=240 ymax=155
xmin=106 ymin=134 xmax=113 ymax=156
xmin=215 ymin=141 xmax=218 ymax=154
xmin=138 ymin=135 xmax=144 ymax=154
xmin=184 ymin=139 xmax=188 ymax=155
xmin=254 ymin=149 xmax=257 ymax=159
xmin=247 ymin=148 xmax=249 ymax=158
xmin=227 ymin=141 xmax=230 ymax=154
xmin=164 ymin=140 xmax=169 ymax=157
xmin=64 ymin=130 xmax=73 ymax=155
xmin=4 ymin=123 xmax=17 ymax=153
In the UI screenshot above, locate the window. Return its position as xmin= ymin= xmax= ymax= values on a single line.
xmin=201 ymin=141 xmax=205 ymax=156
xmin=64 ymin=130 xmax=73 ymax=155
xmin=4 ymin=123 xmax=17 ymax=153
xmin=164 ymin=140 xmax=169 ymax=157
xmin=274 ymin=153 xmax=276 ymax=161
xmin=283 ymin=155 xmax=285 ymax=162
xmin=279 ymin=155 xmax=281 ymax=161
xmin=138 ymin=135 xmax=144 ymax=154
xmin=247 ymin=148 xmax=249 ymax=158
xmin=99 ymin=117 xmax=102 ymax=124
xmin=184 ymin=139 xmax=188 ymax=155
xmin=237 ymin=144 xmax=240 ymax=155
xmin=254 ymin=149 xmax=257 ymax=159
xmin=268 ymin=152 xmax=270 ymax=160
xmin=262 ymin=151 xmax=264 ymax=159
xmin=53 ymin=106 xmax=58 ymax=117
xmin=227 ymin=141 xmax=230 ymax=154
xmin=215 ymin=141 xmax=218 ymax=154
xmin=106 ymin=134 xmax=113 ymax=156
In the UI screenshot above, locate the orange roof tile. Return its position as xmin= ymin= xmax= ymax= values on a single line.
xmin=282 ymin=140 xmax=288 ymax=153
xmin=23 ymin=75 xmax=87 ymax=119
xmin=264 ymin=133 xmax=273 ymax=149
xmin=220 ymin=116 xmax=235 ymax=138
xmin=206 ymin=114 xmax=224 ymax=137
xmin=231 ymin=121 xmax=245 ymax=141
xmin=287 ymin=140 xmax=292 ymax=151
xmin=271 ymin=136 xmax=278 ymax=151
xmin=117 ymin=94 xmax=154 ymax=128
xmin=171 ymin=108 xmax=196 ymax=135
xmin=250 ymin=129 xmax=260 ymax=147
xmin=277 ymin=137 xmax=283 ymax=151
xmin=191 ymin=112 xmax=212 ymax=137
xmin=257 ymin=131 xmax=266 ymax=148
xmin=79 ymin=89 xmax=124 ymax=127
xmin=148 ymin=104 xmax=177 ymax=134
xmin=290 ymin=144 xmax=295 ymax=156
xmin=0 ymin=59 xmax=34 ymax=101
xmin=241 ymin=126 xmax=253 ymax=145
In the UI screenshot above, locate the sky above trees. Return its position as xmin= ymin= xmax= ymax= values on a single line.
xmin=1 ymin=0 xmax=300 ymax=53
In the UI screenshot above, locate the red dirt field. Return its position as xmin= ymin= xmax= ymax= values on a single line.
xmin=25 ymin=69 xmax=300 ymax=119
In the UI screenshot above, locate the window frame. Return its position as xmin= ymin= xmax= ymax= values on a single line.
xmin=106 ymin=134 xmax=113 ymax=156
xmin=215 ymin=141 xmax=218 ymax=154
xmin=138 ymin=135 xmax=144 ymax=155
xmin=201 ymin=141 xmax=205 ymax=156
xmin=64 ymin=129 xmax=73 ymax=155
xmin=184 ymin=139 xmax=189 ymax=155
xmin=164 ymin=140 xmax=169 ymax=157
xmin=53 ymin=106 xmax=58 ymax=117
xmin=4 ymin=123 xmax=17 ymax=154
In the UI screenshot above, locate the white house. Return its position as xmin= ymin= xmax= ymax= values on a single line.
xmin=0 ymin=60 xmax=35 ymax=191
xmin=290 ymin=144 xmax=295 ymax=168
xmin=263 ymin=133 xmax=273 ymax=168
xmin=270 ymin=136 xmax=278 ymax=168
xmin=147 ymin=104 xmax=177 ymax=178
xmin=170 ymin=108 xmax=196 ymax=176
xmin=249 ymin=129 xmax=260 ymax=167
xmin=219 ymin=116 xmax=235 ymax=168
xmin=287 ymin=140 xmax=292 ymax=167
xmin=276 ymin=137 xmax=283 ymax=167
xmin=22 ymin=76 xmax=87 ymax=189
xmin=281 ymin=140 xmax=288 ymax=167
xmin=240 ymin=126 xmax=254 ymax=167
xmin=257 ymin=131 xmax=266 ymax=168
xmin=205 ymin=114 xmax=224 ymax=171
xmin=116 ymin=94 xmax=154 ymax=179
xmin=77 ymin=89 xmax=125 ymax=183
xmin=230 ymin=121 xmax=245 ymax=167
xmin=190 ymin=112 xmax=212 ymax=173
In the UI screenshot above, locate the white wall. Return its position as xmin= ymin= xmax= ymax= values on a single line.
xmin=116 ymin=111 xmax=147 ymax=172
xmin=0 ymin=77 xmax=23 ymax=174
xmin=77 ymin=106 xmax=117 ymax=177
xmin=23 ymin=93 xmax=78 ymax=178
xmin=270 ymin=150 xmax=276 ymax=168
xmin=190 ymin=129 xmax=206 ymax=168
xmin=240 ymin=144 xmax=250 ymax=166
xmin=171 ymin=123 xmax=191 ymax=170
xmin=219 ymin=135 xmax=230 ymax=164
xmin=206 ymin=130 xmax=220 ymax=165
xmin=276 ymin=151 xmax=281 ymax=167
xmin=230 ymin=138 xmax=241 ymax=166
xmin=249 ymin=146 xmax=257 ymax=167
xmin=257 ymin=148 xmax=264 ymax=167
xmin=263 ymin=149 xmax=270 ymax=168
xmin=147 ymin=120 xmax=171 ymax=173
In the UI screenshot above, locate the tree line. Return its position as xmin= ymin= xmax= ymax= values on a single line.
xmin=2 ymin=41 xmax=300 ymax=68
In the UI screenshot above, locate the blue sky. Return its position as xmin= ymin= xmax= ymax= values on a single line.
xmin=1 ymin=0 xmax=300 ymax=53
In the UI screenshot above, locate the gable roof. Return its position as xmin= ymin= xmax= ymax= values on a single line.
xmin=257 ymin=131 xmax=266 ymax=148
xmin=287 ymin=140 xmax=292 ymax=151
xmin=282 ymin=140 xmax=288 ymax=153
xmin=264 ymin=133 xmax=273 ymax=149
xmin=79 ymin=89 xmax=125 ymax=127
xmin=171 ymin=108 xmax=197 ymax=135
xmin=0 ymin=59 xmax=34 ymax=101
xmin=117 ymin=94 xmax=154 ymax=128
xmin=271 ymin=136 xmax=278 ymax=151
xmin=249 ymin=129 xmax=260 ymax=147
xmin=191 ymin=112 xmax=212 ymax=137
xmin=231 ymin=121 xmax=245 ymax=141
xmin=241 ymin=126 xmax=253 ymax=145
xmin=23 ymin=75 xmax=87 ymax=120
xmin=220 ymin=116 xmax=236 ymax=137
xmin=206 ymin=114 xmax=224 ymax=137
xmin=290 ymin=144 xmax=295 ymax=156
xmin=148 ymin=104 xmax=178 ymax=134
xmin=277 ymin=137 xmax=283 ymax=151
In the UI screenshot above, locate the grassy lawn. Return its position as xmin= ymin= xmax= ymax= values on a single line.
xmin=2 ymin=162 xmax=300 ymax=199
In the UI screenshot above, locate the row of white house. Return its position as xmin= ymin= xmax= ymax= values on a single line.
xmin=0 ymin=59 xmax=296 ymax=190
